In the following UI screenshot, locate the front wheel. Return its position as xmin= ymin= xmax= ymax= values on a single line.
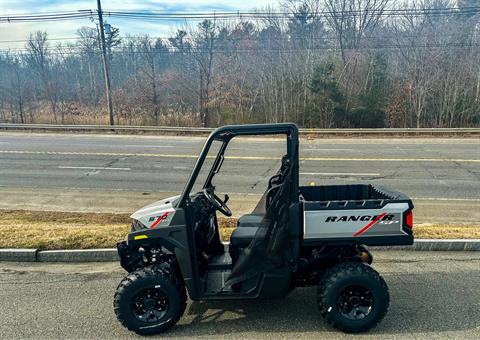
xmin=317 ymin=262 xmax=389 ymax=333
xmin=114 ymin=266 xmax=187 ymax=335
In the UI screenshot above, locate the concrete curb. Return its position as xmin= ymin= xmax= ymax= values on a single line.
xmin=2 ymin=123 xmax=479 ymax=137
xmin=36 ymin=249 xmax=118 ymax=262
xmin=371 ymin=239 xmax=480 ymax=251
xmin=0 ymin=248 xmax=38 ymax=262
xmin=1 ymin=239 xmax=480 ymax=262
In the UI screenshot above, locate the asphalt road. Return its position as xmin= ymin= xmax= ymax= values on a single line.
xmin=0 ymin=251 xmax=479 ymax=339
xmin=0 ymin=132 xmax=479 ymax=222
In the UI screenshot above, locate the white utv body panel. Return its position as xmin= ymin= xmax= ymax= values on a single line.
xmin=304 ymin=202 xmax=410 ymax=240
xmin=131 ymin=195 xmax=178 ymax=229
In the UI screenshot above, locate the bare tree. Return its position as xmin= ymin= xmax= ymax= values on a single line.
xmin=1 ymin=1 xmax=479 ymax=128
xmin=24 ymin=31 xmax=60 ymax=123
xmin=324 ymin=0 xmax=390 ymax=63
xmin=190 ymin=20 xmax=217 ymax=127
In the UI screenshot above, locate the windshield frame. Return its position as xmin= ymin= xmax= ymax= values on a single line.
xmin=203 ymin=137 xmax=230 ymax=190
xmin=176 ymin=123 xmax=299 ymax=208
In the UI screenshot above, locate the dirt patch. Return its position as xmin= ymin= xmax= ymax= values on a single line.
xmin=0 ymin=210 xmax=478 ymax=250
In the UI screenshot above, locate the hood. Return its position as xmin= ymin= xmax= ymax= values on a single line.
xmin=130 ymin=195 xmax=179 ymax=229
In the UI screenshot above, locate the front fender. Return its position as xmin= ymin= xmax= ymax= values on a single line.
xmin=119 ymin=209 xmax=197 ymax=298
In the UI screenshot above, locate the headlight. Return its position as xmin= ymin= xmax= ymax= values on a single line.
xmin=130 ymin=219 xmax=147 ymax=232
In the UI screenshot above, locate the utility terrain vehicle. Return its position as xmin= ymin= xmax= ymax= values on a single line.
xmin=114 ymin=123 xmax=414 ymax=335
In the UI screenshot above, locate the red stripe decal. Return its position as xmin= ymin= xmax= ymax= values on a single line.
xmin=353 ymin=213 xmax=387 ymax=237
xmin=149 ymin=212 xmax=170 ymax=229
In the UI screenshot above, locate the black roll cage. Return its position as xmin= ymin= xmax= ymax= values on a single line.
xmin=177 ymin=123 xmax=300 ymax=209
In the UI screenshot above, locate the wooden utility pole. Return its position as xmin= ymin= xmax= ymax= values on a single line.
xmin=97 ymin=0 xmax=114 ymax=125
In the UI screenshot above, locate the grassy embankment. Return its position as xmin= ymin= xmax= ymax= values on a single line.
xmin=0 ymin=210 xmax=479 ymax=250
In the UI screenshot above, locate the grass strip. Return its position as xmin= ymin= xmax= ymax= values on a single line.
xmin=0 ymin=210 xmax=478 ymax=250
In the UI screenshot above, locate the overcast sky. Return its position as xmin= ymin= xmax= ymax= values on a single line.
xmin=0 ymin=0 xmax=277 ymax=49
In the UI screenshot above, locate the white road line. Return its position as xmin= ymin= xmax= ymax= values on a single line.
xmin=300 ymin=172 xmax=381 ymax=176
xmin=58 ymin=166 xmax=131 ymax=171
xmin=1 ymin=185 xmax=477 ymax=202
xmin=123 ymin=145 xmax=175 ymax=148
xmin=412 ymin=197 xmax=480 ymax=202
xmin=1 ymin=150 xmax=479 ymax=162
xmin=305 ymin=148 xmax=354 ymax=151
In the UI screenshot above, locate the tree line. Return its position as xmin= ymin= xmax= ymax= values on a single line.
xmin=1 ymin=0 xmax=479 ymax=128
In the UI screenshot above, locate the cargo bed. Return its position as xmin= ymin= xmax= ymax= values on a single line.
xmin=300 ymin=184 xmax=414 ymax=246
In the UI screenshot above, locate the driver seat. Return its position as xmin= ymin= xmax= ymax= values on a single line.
xmin=229 ymin=227 xmax=258 ymax=262
xmin=236 ymin=213 xmax=263 ymax=228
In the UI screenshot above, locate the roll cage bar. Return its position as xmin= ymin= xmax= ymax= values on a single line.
xmin=177 ymin=123 xmax=300 ymax=208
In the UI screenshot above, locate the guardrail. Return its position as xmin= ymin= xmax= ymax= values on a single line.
xmin=0 ymin=123 xmax=479 ymax=136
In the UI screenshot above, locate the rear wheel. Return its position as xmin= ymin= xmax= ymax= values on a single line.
xmin=317 ymin=262 xmax=389 ymax=333
xmin=114 ymin=266 xmax=187 ymax=335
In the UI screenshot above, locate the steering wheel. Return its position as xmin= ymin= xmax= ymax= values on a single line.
xmin=202 ymin=188 xmax=232 ymax=217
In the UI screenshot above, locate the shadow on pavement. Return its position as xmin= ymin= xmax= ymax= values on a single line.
xmin=171 ymin=270 xmax=480 ymax=337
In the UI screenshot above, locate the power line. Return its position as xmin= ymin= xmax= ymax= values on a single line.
xmin=1 ymin=6 xmax=478 ymax=57
xmin=0 ymin=10 xmax=87 ymax=16
xmin=6 ymin=6 xmax=480 ymax=17
xmin=2 ymin=43 xmax=480 ymax=56
xmin=0 ymin=33 xmax=478 ymax=52
xmin=0 ymin=37 xmax=82 ymax=43
xmin=103 ymin=7 xmax=480 ymax=19
xmin=1 ymin=32 xmax=476 ymax=45
xmin=0 ymin=12 xmax=94 ymax=23
xmin=2 ymin=6 xmax=480 ymax=23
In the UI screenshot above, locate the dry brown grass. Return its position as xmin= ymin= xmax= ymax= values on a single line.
xmin=413 ymin=224 xmax=480 ymax=239
xmin=0 ymin=210 xmax=478 ymax=250
xmin=24 ymin=104 xmax=202 ymax=127
xmin=0 ymin=210 xmax=130 ymax=250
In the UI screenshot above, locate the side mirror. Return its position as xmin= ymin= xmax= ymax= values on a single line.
xmin=224 ymin=194 xmax=229 ymax=204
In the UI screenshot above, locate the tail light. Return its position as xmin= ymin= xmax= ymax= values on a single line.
xmin=405 ymin=211 xmax=413 ymax=229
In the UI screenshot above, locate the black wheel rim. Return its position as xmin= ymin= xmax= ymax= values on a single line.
xmin=336 ymin=285 xmax=374 ymax=320
xmin=132 ymin=288 xmax=169 ymax=323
